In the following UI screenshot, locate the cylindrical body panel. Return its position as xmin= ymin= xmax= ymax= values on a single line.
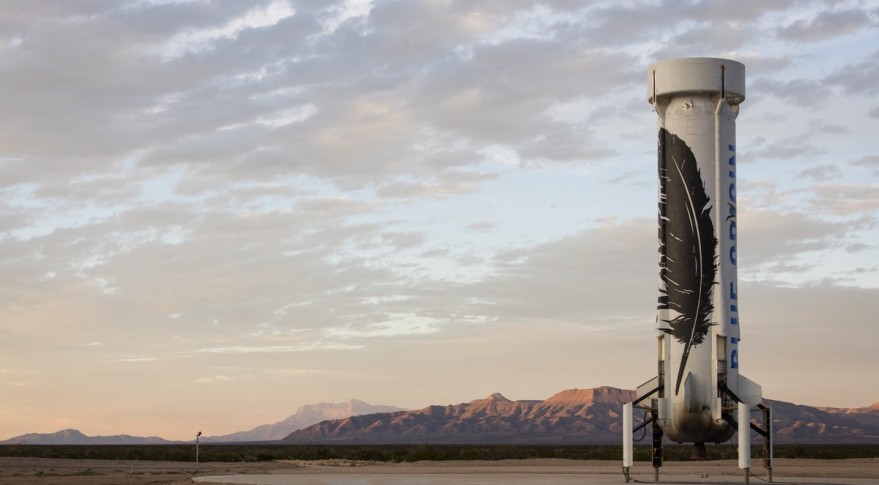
xmin=648 ymin=58 xmax=745 ymax=444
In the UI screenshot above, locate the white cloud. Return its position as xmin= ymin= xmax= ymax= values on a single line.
xmin=326 ymin=313 xmax=443 ymax=338
xmin=191 ymin=343 xmax=364 ymax=354
xmin=321 ymin=0 xmax=374 ymax=35
xmin=195 ymin=374 xmax=239 ymax=383
xmin=156 ymin=1 xmax=295 ymax=59
xmin=255 ymin=104 xmax=318 ymax=127
xmin=112 ymin=357 xmax=158 ymax=363
xmin=777 ymin=7 xmax=874 ymax=42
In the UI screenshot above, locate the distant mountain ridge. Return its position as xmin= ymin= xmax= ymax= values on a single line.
xmin=0 ymin=399 xmax=405 ymax=445
xmin=0 ymin=429 xmax=172 ymax=445
xmin=3 ymin=389 xmax=877 ymax=445
xmin=204 ymin=399 xmax=407 ymax=442
xmin=771 ymin=399 xmax=879 ymax=442
xmin=281 ymin=387 xmax=879 ymax=444
xmin=282 ymin=386 xmax=636 ymax=444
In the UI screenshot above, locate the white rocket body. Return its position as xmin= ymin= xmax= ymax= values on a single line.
xmin=640 ymin=58 xmax=762 ymax=444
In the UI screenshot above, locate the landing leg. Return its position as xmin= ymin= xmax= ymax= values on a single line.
xmin=651 ymin=409 xmax=663 ymax=482
xmin=761 ymin=405 xmax=773 ymax=483
xmin=738 ymin=402 xmax=751 ymax=484
xmin=622 ymin=402 xmax=633 ymax=482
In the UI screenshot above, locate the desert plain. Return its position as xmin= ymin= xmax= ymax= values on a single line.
xmin=1 ymin=457 xmax=878 ymax=485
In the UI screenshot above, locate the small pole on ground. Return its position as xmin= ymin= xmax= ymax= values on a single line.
xmin=196 ymin=431 xmax=202 ymax=473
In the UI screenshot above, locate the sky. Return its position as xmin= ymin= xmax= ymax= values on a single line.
xmin=1 ymin=0 xmax=878 ymax=441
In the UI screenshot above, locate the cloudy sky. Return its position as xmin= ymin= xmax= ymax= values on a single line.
xmin=1 ymin=0 xmax=878 ymax=441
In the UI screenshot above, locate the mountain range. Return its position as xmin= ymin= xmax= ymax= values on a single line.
xmin=280 ymin=387 xmax=879 ymax=444
xmin=282 ymin=387 xmax=633 ymax=444
xmin=3 ymin=387 xmax=877 ymax=445
xmin=0 ymin=399 xmax=404 ymax=445
xmin=203 ymin=399 xmax=406 ymax=442
xmin=0 ymin=429 xmax=173 ymax=445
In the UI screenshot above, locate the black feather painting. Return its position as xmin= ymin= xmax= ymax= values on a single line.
xmin=657 ymin=128 xmax=718 ymax=396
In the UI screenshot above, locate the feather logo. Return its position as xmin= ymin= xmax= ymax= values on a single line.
xmin=657 ymin=128 xmax=718 ymax=396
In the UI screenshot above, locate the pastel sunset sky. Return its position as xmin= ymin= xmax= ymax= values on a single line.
xmin=1 ymin=0 xmax=877 ymax=440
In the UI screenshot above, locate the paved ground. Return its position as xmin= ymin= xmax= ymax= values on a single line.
xmin=193 ymin=458 xmax=879 ymax=485
xmin=1 ymin=457 xmax=877 ymax=484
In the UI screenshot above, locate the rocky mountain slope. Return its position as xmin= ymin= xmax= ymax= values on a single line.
xmin=282 ymin=387 xmax=637 ymax=444
xmin=282 ymin=387 xmax=879 ymax=444
xmin=819 ymin=402 xmax=879 ymax=429
xmin=205 ymin=399 xmax=406 ymax=442
xmin=772 ymin=400 xmax=879 ymax=443
xmin=0 ymin=399 xmax=405 ymax=445
xmin=4 ymin=389 xmax=877 ymax=445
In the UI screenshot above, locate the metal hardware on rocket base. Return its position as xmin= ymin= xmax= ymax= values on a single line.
xmin=621 ymin=58 xmax=772 ymax=484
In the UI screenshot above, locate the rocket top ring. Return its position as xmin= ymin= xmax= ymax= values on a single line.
xmin=647 ymin=57 xmax=745 ymax=106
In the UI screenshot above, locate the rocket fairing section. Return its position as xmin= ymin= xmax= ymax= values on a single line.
xmin=623 ymin=58 xmax=770 ymax=482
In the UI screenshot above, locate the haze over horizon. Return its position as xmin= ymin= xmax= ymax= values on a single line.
xmin=2 ymin=0 xmax=878 ymax=441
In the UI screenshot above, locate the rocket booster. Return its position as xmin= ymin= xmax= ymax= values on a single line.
xmin=645 ymin=58 xmax=762 ymax=444
xmin=622 ymin=58 xmax=771 ymax=481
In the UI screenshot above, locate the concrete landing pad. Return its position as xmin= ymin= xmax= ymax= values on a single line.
xmin=193 ymin=458 xmax=879 ymax=485
xmin=194 ymin=474 xmax=877 ymax=485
